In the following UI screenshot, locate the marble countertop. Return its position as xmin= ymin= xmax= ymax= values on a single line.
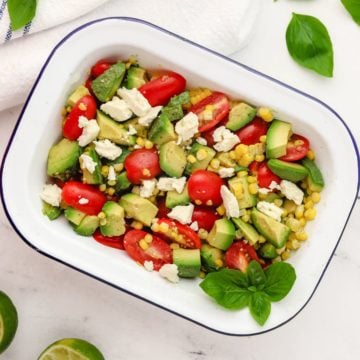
xmin=1 ymin=1 xmax=359 ymax=359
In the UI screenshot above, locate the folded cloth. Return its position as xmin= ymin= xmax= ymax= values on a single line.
xmin=0 ymin=0 xmax=260 ymax=112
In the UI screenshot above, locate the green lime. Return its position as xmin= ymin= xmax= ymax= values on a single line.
xmin=38 ymin=338 xmax=105 ymax=360
xmin=0 ymin=290 xmax=18 ymax=354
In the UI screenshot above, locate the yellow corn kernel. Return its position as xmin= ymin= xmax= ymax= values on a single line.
xmin=299 ymin=218 xmax=307 ymax=227
xmin=295 ymin=231 xmax=308 ymax=241
xmin=198 ymin=228 xmax=208 ymax=240
xmin=295 ymin=205 xmax=304 ymax=219
xmin=196 ymin=149 xmax=208 ymax=161
xmin=235 ymin=144 xmax=248 ymax=157
xmin=107 ymin=187 xmax=115 ymax=196
xmin=99 ymin=219 xmax=107 ymax=226
xmin=187 ymin=155 xmax=197 ymax=163
xmin=260 ymin=135 xmax=267 ymax=143
xmin=99 ymin=184 xmax=107 ymax=192
xmin=286 ymin=218 xmax=302 ymax=232
xmin=241 ymin=214 xmax=250 ymax=223
xmin=255 ymin=154 xmax=265 ymax=162
xmin=287 ymin=239 xmax=301 ymax=250
xmin=139 ymin=239 xmax=149 ymax=250
xmin=215 ymin=259 xmax=224 ymax=268
xmin=206 ymin=200 xmax=213 ymax=206
xmin=306 ymin=150 xmax=315 ymax=160
xmin=195 ymin=199 xmax=202 ymax=205
xmin=284 ymin=199 xmax=296 ymax=213
xmin=258 ymin=235 xmax=266 ymax=243
xmin=294 ymin=139 xmax=304 ymax=147
xmin=248 ymin=183 xmax=258 ymax=195
xmin=142 ymin=168 xmax=151 ymax=176
xmin=144 ymin=140 xmax=154 ymax=149
xmin=151 ymin=222 xmax=160 ymax=232
xmin=210 ymin=158 xmax=220 ymax=169
xmin=247 ymin=176 xmax=257 ymax=183
xmin=170 ymin=243 xmax=180 ymax=250
xmin=108 ymin=180 xmax=116 ymax=186
xmin=132 ymin=221 xmax=143 ymax=230
xmin=205 ymin=104 xmax=215 ymax=111
xmin=281 ymin=251 xmax=291 ymax=260
xmin=97 ymin=212 xmax=106 ymax=219
xmin=189 ymin=88 xmax=212 ymax=105
xmin=101 ymin=165 xmax=109 ymax=177
xmin=304 ymin=208 xmax=317 ymax=221
xmin=282 ymin=209 xmax=288 ymax=217
xmin=144 ymin=234 xmax=153 ymax=243
xmin=237 ymin=170 xmax=248 ymax=177
xmin=136 ymin=137 xmax=145 ymax=146
xmin=311 ymin=192 xmax=321 ymax=203
xmin=113 ymin=163 xmax=124 ymax=172
xmin=216 ymin=205 xmax=226 ymax=216
xmin=229 ymin=151 xmax=236 ymax=160
xmin=238 ymin=153 xmax=254 ymax=167
xmin=258 ymin=192 xmax=268 ymax=200
xmin=159 ymin=222 xmax=170 ymax=233
xmin=78 ymin=102 xmax=87 ymax=111
xmin=273 ymin=199 xmax=283 ymax=207
xmin=288 ymin=232 xmax=297 ymax=242
xmin=304 ymin=200 xmax=314 ymax=210
xmin=257 ymin=107 xmax=274 ymax=122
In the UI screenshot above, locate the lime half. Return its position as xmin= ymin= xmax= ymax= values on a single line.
xmin=38 ymin=338 xmax=105 ymax=360
xmin=0 ymin=290 xmax=18 ymax=354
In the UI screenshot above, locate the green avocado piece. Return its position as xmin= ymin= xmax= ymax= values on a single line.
xmin=200 ymin=244 xmax=224 ymax=272
xmin=207 ymin=218 xmax=235 ymax=251
xmin=232 ymin=218 xmax=260 ymax=246
xmin=125 ymin=66 xmax=147 ymax=89
xmin=185 ymin=143 xmax=216 ymax=175
xmin=91 ymin=62 xmax=126 ymax=102
xmin=42 ymin=202 xmax=62 ymax=220
xmin=100 ymin=201 xmax=126 ymax=237
xmin=258 ymin=243 xmax=278 ymax=259
xmin=119 ymin=193 xmax=158 ymax=226
xmin=148 ymin=113 xmax=177 ymax=145
xmin=173 ymin=248 xmax=201 ymax=278
xmin=267 ymin=159 xmax=308 ymax=182
xmin=80 ymin=146 xmax=103 ymax=185
xmin=159 ymin=141 xmax=187 ymax=178
xmin=64 ymin=207 xmax=87 ymax=226
xmin=75 ymin=215 xmax=99 ymax=236
xmin=66 ymin=85 xmax=90 ymax=107
xmin=226 ymin=102 xmax=256 ymax=131
xmin=228 ymin=176 xmax=257 ymax=209
xmin=165 ymin=186 xmax=190 ymax=208
xmin=266 ymin=120 xmax=292 ymax=158
xmin=47 ymin=138 xmax=81 ymax=181
xmin=123 ymin=118 xmax=148 ymax=138
xmin=302 ymin=158 xmax=324 ymax=192
xmin=115 ymin=172 xmax=132 ymax=192
xmin=251 ymin=208 xmax=290 ymax=249
xmin=161 ymin=91 xmax=190 ymax=121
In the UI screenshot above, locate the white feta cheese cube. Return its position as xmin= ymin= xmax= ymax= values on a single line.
xmin=144 ymin=260 xmax=154 ymax=272
xmin=93 ymin=139 xmax=122 ymax=160
xmin=157 ymin=177 xmax=186 ymax=194
xmin=140 ymin=179 xmax=157 ymax=198
xmin=127 ymin=124 xmax=137 ymax=135
xmin=100 ymin=96 xmax=132 ymax=122
xmin=78 ymin=197 xmax=89 ymax=205
xmin=40 ymin=184 xmax=62 ymax=207
xmin=212 ymin=126 xmax=240 ymax=152
xmin=117 ymin=87 xmax=151 ymax=116
xmin=107 ymin=166 xmax=116 ymax=182
xmin=258 ymin=180 xmax=281 ymax=194
xmin=220 ymin=185 xmax=240 ymax=218
xmin=218 ymin=167 xmax=235 ymax=178
xmin=168 ymin=203 xmax=194 ymax=225
xmin=138 ymin=106 xmax=163 ymax=127
xmin=280 ymin=180 xmax=304 ymax=205
xmin=196 ymin=137 xmax=207 ymax=145
xmin=77 ymin=118 xmax=100 ymax=147
xmin=159 ymin=264 xmax=179 ymax=283
xmin=175 ymin=112 xmax=199 ymax=143
xmin=257 ymin=201 xmax=283 ymax=222
xmin=190 ymin=221 xmax=199 ymax=231
xmin=79 ymin=154 xmax=97 ymax=174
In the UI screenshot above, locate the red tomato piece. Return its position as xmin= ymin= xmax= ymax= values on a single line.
xmin=225 ymin=241 xmax=260 ymax=272
xmin=188 ymin=170 xmax=224 ymax=207
xmin=236 ymin=117 xmax=268 ymax=145
xmin=190 ymin=92 xmax=230 ymax=133
xmin=124 ymin=149 xmax=161 ymax=184
xmin=138 ymin=71 xmax=186 ymax=106
xmin=63 ymin=95 xmax=97 ymax=140
xmin=156 ymin=199 xmax=170 ymax=218
xmin=153 ymin=218 xmax=201 ymax=249
xmin=191 ymin=206 xmax=220 ymax=232
xmin=61 ymin=181 xmax=107 ymax=215
xmin=90 ymin=60 xmax=114 ymax=78
xmin=123 ymin=230 xmax=172 ymax=270
xmin=93 ymin=230 xmax=125 ymax=250
xmin=279 ymin=134 xmax=310 ymax=162
xmin=249 ymin=162 xmax=281 ymax=188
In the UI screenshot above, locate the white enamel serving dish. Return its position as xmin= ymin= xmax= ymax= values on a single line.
xmin=1 ymin=17 xmax=359 ymax=336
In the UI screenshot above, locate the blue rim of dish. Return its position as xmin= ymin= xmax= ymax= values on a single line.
xmin=1 ymin=17 xmax=359 ymax=336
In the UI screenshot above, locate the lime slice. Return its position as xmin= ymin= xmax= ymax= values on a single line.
xmin=38 ymin=338 xmax=105 ymax=360
xmin=0 ymin=290 xmax=18 ymax=354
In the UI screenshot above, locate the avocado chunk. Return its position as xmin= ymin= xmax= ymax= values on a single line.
xmin=207 ymin=218 xmax=235 ymax=250
xmin=64 ymin=207 xmax=87 ymax=226
xmin=66 ymin=85 xmax=90 ymax=107
xmin=267 ymin=159 xmax=308 ymax=182
xmin=161 ymin=91 xmax=190 ymax=121
xmin=47 ymin=138 xmax=81 ymax=180
xmin=173 ymin=248 xmax=201 ymax=278
xmin=91 ymin=62 xmax=126 ymax=102
xmin=148 ymin=113 xmax=177 ymax=145
xmin=80 ymin=146 xmax=103 ymax=185
xmin=115 ymin=171 xmax=132 ymax=192
xmin=185 ymin=143 xmax=216 ymax=175
xmin=266 ymin=120 xmax=292 ymax=158
xmin=42 ymin=202 xmax=62 ymax=220
xmin=166 ymin=186 xmax=190 ymax=208
xmin=97 ymin=110 xmax=136 ymax=146
xmin=200 ymin=244 xmax=224 ymax=272
xmin=302 ymin=158 xmax=324 ymax=192
xmin=258 ymin=243 xmax=278 ymax=259
xmin=226 ymin=102 xmax=256 ymax=131
xmin=160 ymin=141 xmax=187 ymax=178
xmin=125 ymin=66 xmax=147 ymax=89
xmin=228 ymin=176 xmax=257 ymax=209
xmin=119 ymin=193 xmax=158 ymax=226
xmin=123 ymin=118 xmax=148 ymax=138
xmin=251 ymin=208 xmax=290 ymax=248
xmin=232 ymin=218 xmax=260 ymax=246
xmin=75 ymin=215 xmax=99 ymax=236
xmin=100 ymin=201 xmax=126 ymax=237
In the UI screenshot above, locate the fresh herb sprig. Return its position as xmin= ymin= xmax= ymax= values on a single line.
xmin=200 ymin=261 xmax=296 ymax=326
xmin=8 ymin=0 xmax=37 ymax=31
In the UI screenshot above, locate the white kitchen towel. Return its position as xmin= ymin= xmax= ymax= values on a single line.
xmin=0 ymin=0 xmax=261 ymax=112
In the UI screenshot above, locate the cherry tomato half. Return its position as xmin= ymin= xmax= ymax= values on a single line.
xmin=188 ymin=170 xmax=224 ymax=207
xmin=124 ymin=148 xmax=161 ymax=184
xmin=91 ymin=60 xmax=114 ymax=78
xmin=62 ymin=181 xmax=107 ymax=215
xmin=123 ymin=229 xmax=172 ymax=270
xmin=156 ymin=199 xmax=170 ymax=218
xmin=139 ymin=71 xmax=186 ymax=106
xmin=93 ymin=230 xmax=125 ymax=250
xmin=225 ymin=241 xmax=260 ymax=272
xmin=63 ymin=95 xmax=97 ymax=140
xmin=236 ymin=117 xmax=268 ymax=145
xmin=190 ymin=92 xmax=230 ymax=133
xmin=153 ymin=218 xmax=201 ymax=249
xmin=249 ymin=162 xmax=281 ymax=189
xmin=191 ymin=207 xmax=220 ymax=232
xmin=279 ymin=134 xmax=310 ymax=162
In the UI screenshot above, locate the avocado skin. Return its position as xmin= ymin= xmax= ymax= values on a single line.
xmin=267 ymin=159 xmax=308 ymax=182
xmin=302 ymin=158 xmax=324 ymax=191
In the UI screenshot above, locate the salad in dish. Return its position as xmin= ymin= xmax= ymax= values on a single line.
xmin=41 ymin=57 xmax=324 ymax=325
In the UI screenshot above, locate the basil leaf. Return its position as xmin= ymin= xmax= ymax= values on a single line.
xmin=247 ymin=261 xmax=266 ymax=288
xmin=342 ymin=0 xmax=360 ymax=25
xmin=8 ymin=0 xmax=37 ymax=30
xmin=286 ymin=13 xmax=333 ymax=77
xmin=200 ymin=269 xmax=250 ymax=310
xmin=264 ymin=262 xmax=296 ymax=302
xmin=249 ymin=292 xmax=271 ymax=326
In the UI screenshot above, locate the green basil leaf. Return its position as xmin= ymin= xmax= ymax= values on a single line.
xmin=249 ymin=292 xmax=271 ymax=326
xmin=286 ymin=13 xmax=333 ymax=77
xmin=247 ymin=261 xmax=266 ymax=288
xmin=200 ymin=269 xmax=250 ymax=310
xmin=342 ymin=0 xmax=360 ymax=25
xmin=8 ymin=0 xmax=37 ymax=31
xmin=264 ymin=262 xmax=296 ymax=302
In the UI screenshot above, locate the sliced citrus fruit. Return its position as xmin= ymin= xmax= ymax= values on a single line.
xmin=0 ymin=290 xmax=18 ymax=354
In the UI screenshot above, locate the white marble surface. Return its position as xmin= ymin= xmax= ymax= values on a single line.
xmin=1 ymin=0 xmax=360 ymax=359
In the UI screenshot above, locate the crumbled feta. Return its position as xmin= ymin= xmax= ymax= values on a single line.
xmin=220 ymin=185 xmax=240 ymax=218
xmin=144 ymin=260 xmax=154 ymax=272
xmin=40 ymin=184 xmax=62 ymax=207
xmin=212 ymin=126 xmax=240 ymax=152
xmin=196 ymin=137 xmax=207 ymax=146
xmin=117 ymin=87 xmax=151 ymax=117
xmin=100 ymin=96 xmax=132 ymax=122
xmin=138 ymin=106 xmax=163 ymax=127
xmin=108 ymin=166 xmax=116 ymax=182
xmin=159 ymin=264 xmax=179 ymax=283
xmin=258 ymin=181 xmax=281 ymax=194
xmin=257 ymin=201 xmax=283 ymax=222
xmin=168 ymin=203 xmax=194 ymax=225
xmin=80 ymin=154 xmax=97 ymax=174
xmin=133 ymin=144 xmax=143 ymax=149
xmin=93 ymin=139 xmax=122 ymax=160
xmin=218 ymin=167 xmax=235 ymax=178
xmin=175 ymin=112 xmax=199 ymax=143
xmin=127 ymin=124 xmax=137 ymax=135
xmin=190 ymin=221 xmax=199 ymax=231
xmin=77 ymin=118 xmax=100 ymax=147
xmin=78 ymin=197 xmax=89 ymax=205
xmin=280 ymin=180 xmax=304 ymax=205
xmin=157 ymin=177 xmax=186 ymax=194
xmin=139 ymin=179 xmax=157 ymax=198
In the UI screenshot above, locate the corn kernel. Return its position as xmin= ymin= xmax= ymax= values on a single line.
xmin=99 ymin=219 xmax=107 ymax=226
xmin=159 ymin=222 xmax=170 ymax=233
xmin=195 ymin=199 xmax=202 ymax=205
xmin=215 ymin=259 xmax=224 ymax=268
xmin=258 ymin=235 xmax=266 ymax=243
xmin=304 ymin=200 xmax=314 ymax=209
xmin=284 ymin=199 xmax=296 ymax=213
xmin=273 ymin=199 xmax=283 ymax=207
xmin=196 ymin=149 xmax=208 ymax=161
xmin=258 ymin=192 xmax=267 ymax=200
xmin=132 ymin=221 xmax=143 ymax=230
xmin=282 ymin=209 xmax=288 ymax=217
xmin=257 ymin=107 xmax=274 ymax=122
xmin=238 ymin=153 xmax=254 ymax=167
xmin=101 ymin=165 xmax=109 ymax=177
xmin=247 ymin=176 xmax=257 ymax=183
xmin=144 ymin=140 xmax=154 ymax=149
xmin=255 ymin=154 xmax=265 ymax=162
xmin=295 ymin=205 xmax=304 ymax=219
xmin=97 ymin=212 xmax=106 ymax=219
xmin=205 ymin=104 xmax=215 ymax=111
xmin=229 ymin=151 xmax=236 ymax=160
xmin=151 ymin=222 xmax=160 ymax=232
xmin=144 ymin=234 xmax=153 ymax=243
xmin=241 ymin=214 xmax=250 ymax=223
xmin=139 ymin=239 xmax=149 ymax=250
xmin=206 ymin=200 xmax=213 ymax=206
xmin=187 ymin=155 xmax=197 ymax=164
xmin=99 ymin=184 xmax=107 ymax=192
xmin=198 ymin=229 xmax=208 ymax=240
xmin=113 ymin=163 xmax=124 ymax=172
xmin=299 ymin=218 xmax=307 ymax=227
xmin=136 ymin=137 xmax=145 ymax=146
xmin=311 ymin=192 xmax=321 ymax=203
xmin=237 ymin=170 xmax=248 ymax=177
xmin=296 ymin=231 xmax=308 ymax=241
xmin=108 ymin=180 xmax=116 ymax=186
xmin=78 ymin=102 xmax=87 ymax=111
xmin=294 ymin=139 xmax=304 ymax=147
xmin=107 ymin=187 xmax=115 ymax=196
xmin=304 ymin=208 xmax=317 ymax=221
xmin=170 ymin=243 xmax=180 ymax=250
xmin=248 ymin=183 xmax=258 ymax=195
xmin=210 ymin=159 xmax=220 ymax=169
xmin=281 ymin=251 xmax=291 ymax=260
xmin=287 ymin=239 xmax=301 ymax=250
xmin=142 ymin=168 xmax=151 ymax=176
xmin=216 ymin=205 xmax=226 ymax=216
xmin=307 ymin=150 xmax=315 ymax=160
xmin=260 ymin=135 xmax=267 ymax=143
xmin=286 ymin=218 xmax=302 ymax=232
xmin=235 ymin=144 xmax=248 ymax=157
